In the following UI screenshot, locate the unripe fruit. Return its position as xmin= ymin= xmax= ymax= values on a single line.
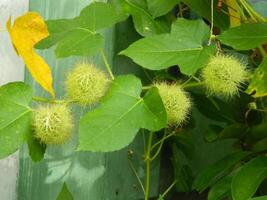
xmin=202 ymin=54 xmax=248 ymax=98
xmin=33 ymin=104 xmax=73 ymax=145
xmin=155 ymin=82 xmax=191 ymax=126
xmin=66 ymin=63 xmax=110 ymax=106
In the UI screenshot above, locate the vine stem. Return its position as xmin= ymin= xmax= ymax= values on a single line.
xmin=128 ymin=155 xmax=146 ymax=195
xmin=32 ymin=96 xmax=51 ymax=103
xmin=100 ymin=50 xmax=115 ymax=80
xmin=160 ymin=180 xmax=177 ymax=199
xmin=208 ymin=0 xmax=214 ymax=45
xmin=144 ymin=132 xmax=153 ymax=200
xmin=258 ymin=46 xmax=267 ymax=58
xmin=32 ymin=96 xmax=68 ymax=104
xmin=142 ymin=85 xmax=152 ymax=91
xmin=183 ymin=82 xmax=205 ymax=89
xmin=151 ymin=131 xmax=176 ymax=152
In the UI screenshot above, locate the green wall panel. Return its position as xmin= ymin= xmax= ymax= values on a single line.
xmin=18 ymin=1 xmax=159 ymax=200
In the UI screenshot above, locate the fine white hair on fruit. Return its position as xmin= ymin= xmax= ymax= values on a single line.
xmin=155 ymin=82 xmax=192 ymax=126
xmin=202 ymin=54 xmax=248 ymax=99
xmin=33 ymin=104 xmax=74 ymax=145
xmin=66 ymin=63 xmax=110 ymax=106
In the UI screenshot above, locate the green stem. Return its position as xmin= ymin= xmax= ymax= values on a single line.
xmin=183 ymin=82 xmax=205 ymax=89
xmin=253 ymin=108 xmax=267 ymax=112
xmin=100 ymin=50 xmax=115 ymax=80
xmin=32 ymin=96 xmax=51 ymax=103
xmin=144 ymin=132 xmax=153 ymax=200
xmin=160 ymin=180 xmax=177 ymax=199
xmin=142 ymin=85 xmax=152 ymax=91
xmin=258 ymin=46 xmax=267 ymax=58
xmin=208 ymin=0 xmax=214 ymax=45
xmin=32 ymin=96 xmax=67 ymax=104
xmin=151 ymin=131 xmax=176 ymax=152
xmin=128 ymin=156 xmax=146 ymax=195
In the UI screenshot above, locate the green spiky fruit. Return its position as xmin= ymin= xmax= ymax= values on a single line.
xmin=202 ymin=54 xmax=248 ymax=98
xmin=33 ymin=104 xmax=73 ymax=145
xmin=66 ymin=63 xmax=110 ymax=106
xmin=155 ymin=82 xmax=191 ymax=126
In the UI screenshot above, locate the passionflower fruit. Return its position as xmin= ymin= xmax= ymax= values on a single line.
xmin=155 ymin=82 xmax=191 ymax=126
xmin=33 ymin=104 xmax=73 ymax=145
xmin=202 ymin=54 xmax=248 ymax=98
xmin=66 ymin=63 xmax=110 ymax=105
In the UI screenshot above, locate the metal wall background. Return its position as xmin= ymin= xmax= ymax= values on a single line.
xmin=0 ymin=1 xmax=28 ymax=200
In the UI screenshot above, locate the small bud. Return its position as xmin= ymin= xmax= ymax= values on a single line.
xmin=202 ymin=54 xmax=248 ymax=99
xmin=66 ymin=63 xmax=110 ymax=106
xmin=155 ymin=82 xmax=192 ymax=126
xmin=33 ymin=104 xmax=73 ymax=145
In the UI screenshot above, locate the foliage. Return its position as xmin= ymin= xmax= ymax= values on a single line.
xmin=1 ymin=0 xmax=267 ymax=200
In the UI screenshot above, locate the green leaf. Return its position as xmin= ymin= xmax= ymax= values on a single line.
xmin=78 ymin=75 xmax=167 ymax=152
xmin=147 ymin=0 xmax=181 ymax=18
xmin=208 ymin=175 xmax=232 ymax=200
xmin=78 ymin=2 xmax=121 ymax=31
xmin=232 ymin=157 xmax=267 ymax=200
xmin=218 ymin=23 xmax=267 ymax=50
xmin=0 ymin=82 xmax=32 ymax=159
xmin=194 ymin=151 xmax=249 ymax=192
xmin=158 ymin=195 xmax=164 ymax=200
xmin=121 ymin=0 xmax=169 ymax=36
xmin=182 ymin=0 xmax=229 ymax=30
xmin=57 ymin=183 xmax=73 ymax=200
xmin=120 ymin=18 xmax=215 ymax=75
xmin=250 ymin=196 xmax=267 ymax=200
xmin=36 ymin=2 xmax=123 ymax=57
xmin=252 ymin=137 xmax=267 ymax=152
xmin=27 ymin=134 xmax=46 ymax=162
xmin=172 ymin=144 xmax=193 ymax=192
xmin=55 ymin=30 xmax=104 ymax=58
xmin=192 ymin=93 xmax=235 ymax=123
xmin=35 ymin=18 xmax=79 ymax=49
xmin=219 ymin=123 xmax=247 ymax=139
xmin=246 ymin=57 xmax=267 ymax=98
xmin=204 ymin=125 xmax=224 ymax=142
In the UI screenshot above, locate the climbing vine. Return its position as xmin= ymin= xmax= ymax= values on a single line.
xmin=1 ymin=0 xmax=267 ymax=199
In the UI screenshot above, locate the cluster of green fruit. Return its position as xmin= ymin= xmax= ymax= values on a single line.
xmin=33 ymin=54 xmax=248 ymax=145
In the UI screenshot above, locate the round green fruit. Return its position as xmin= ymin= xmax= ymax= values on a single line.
xmin=66 ymin=63 xmax=110 ymax=106
xmin=33 ymin=104 xmax=73 ymax=145
xmin=155 ymin=82 xmax=191 ymax=126
xmin=202 ymin=54 xmax=248 ymax=99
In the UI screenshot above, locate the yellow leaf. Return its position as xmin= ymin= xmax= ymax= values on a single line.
xmin=6 ymin=12 xmax=55 ymax=97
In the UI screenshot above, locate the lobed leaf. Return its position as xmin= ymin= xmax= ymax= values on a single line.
xmin=218 ymin=23 xmax=267 ymax=50
xmin=36 ymin=2 xmax=124 ymax=58
xmin=120 ymin=0 xmax=170 ymax=36
xmin=120 ymin=18 xmax=215 ymax=75
xmin=0 ymin=82 xmax=33 ymax=159
xmin=147 ymin=0 xmax=181 ymax=18
xmin=78 ymin=75 xmax=167 ymax=152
